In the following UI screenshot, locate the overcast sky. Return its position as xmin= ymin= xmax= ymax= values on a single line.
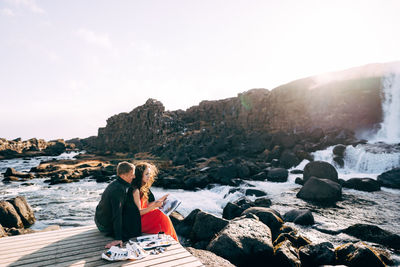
xmin=1 ymin=0 xmax=399 ymax=141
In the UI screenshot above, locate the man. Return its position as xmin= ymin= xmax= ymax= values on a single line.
xmin=95 ymin=161 xmax=141 ymax=248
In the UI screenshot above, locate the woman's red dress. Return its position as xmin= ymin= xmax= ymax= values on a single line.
xmin=140 ymin=198 xmax=178 ymax=241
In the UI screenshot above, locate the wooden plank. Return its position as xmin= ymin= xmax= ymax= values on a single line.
xmin=0 ymin=225 xmax=96 ymax=244
xmin=58 ymin=244 xmax=186 ymax=267
xmin=171 ymin=261 xmax=204 ymax=267
xmin=151 ymin=255 xmax=201 ymax=267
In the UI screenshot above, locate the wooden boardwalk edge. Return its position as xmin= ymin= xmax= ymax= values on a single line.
xmin=0 ymin=225 xmax=204 ymax=267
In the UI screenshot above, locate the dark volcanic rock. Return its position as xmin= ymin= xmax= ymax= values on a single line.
xmin=273 ymin=240 xmax=301 ymax=267
xmin=297 ymin=177 xmax=342 ymax=203
xmin=343 ymin=177 xmax=381 ymax=192
xmin=186 ymin=247 xmax=235 ymax=267
xmin=222 ymin=197 xmax=272 ymax=220
xmin=299 ymin=242 xmax=336 ymax=267
xmin=333 ymin=144 xmax=347 ymax=157
xmin=4 ymin=168 xmax=34 ymax=179
xmin=241 ymin=207 xmax=283 ymax=238
xmin=343 ymin=224 xmax=400 ymax=250
xmin=377 ymin=168 xmax=400 ymax=189
xmin=207 ymin=218 xmax=274 ymax=267
xmin=335 ymin=242 xmax=389 ymax=267
xmin=283 ymin=209 xmax=314 ymax=226
xmin=245 ymin=189 xmax=267 ymax=197
xmin=191 ymin=211 xmax=229 ymax=243
xmin=0 ymin=201 xmax=23 ymax=228
xmin=267 ymin=168 xmax=289 ymax=182
xmin=175 ymin=209 xmax=200 ymax=238
xmin=279 ymin=150 xmax=300 ymax=169
xmin=303 ymin=161 xmax=339 ymax=183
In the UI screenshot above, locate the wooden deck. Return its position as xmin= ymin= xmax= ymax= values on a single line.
xmin=0 ymin=225 xmax=204 ymax=267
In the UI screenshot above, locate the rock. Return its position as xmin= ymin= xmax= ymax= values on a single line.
xmin=290 ymin=169 xmax=303 ymax=174
xmin=343 ymin=178 xmax=381 ymax=192
xmin=283 ymin=209 xmax=314 ymax=226
xmin=184 ymin=175 xmax=209 ymax=190
xmin=309 ymin=128 xmax=324 ymax=143
xmin=245 ymin=189 xmax=267 ymax=197
xmin=3 ymin=168 xmax=34 ymax=179
xmin=6 ymin=227 xmax=35 ymax=236
xmin=175 ymin=209 xmax=200 ymax=238
xmin=273 ymin=240 xmax=301 ymax=267
xmin=191 ymin=211 xmax=229 ymax=243
xmin=0 ymin=201 xmax=23 ymax=228
xmin=273 ymin=232 xmax=311 ymax=248
xmin=0 ymin=224 xmax=6 ymax=237
xmin=333 ymin=156 xmax=344 ymax=168
xmin=303 ymin=161 xmax=338 ymax=183
xmin=335 ymin=242 xmax=389 ymax=267
xmin=253 ymin=197 xmax=272 ymax=207
xmin=377 ymin=168 xmax=400 ymax=189
xmin=207 ymin=218 xmax=274 ymax=266
xmin=186 ymin=247 xmax=235 ymax=267
xmin=333 ymin=144 xmax=347 ymax=157
xmin=343 ymin=224 xmax=400 ymax=250
xmin=252 ymin=171 xmax=267 ymax=181
xmin=267 ymin=168 xmax=289 ymax=182
xmin=241 ymin=207 xmax=283 ymax=238
xmin=222 ymin=197 xmax=272 ymax=220
xmin=8 ymin=196 xmax=35 ymax=227
xmin=298 ymin=242 xmax=336 ymax=267
xmin=297 ymin=177 xmax=342 ymax=203
xmin=295 ymin=177 xmax=304 ymax=185
xmin=169 ymin=211 xmax=184 ymax=228
xmin=279 ymin=151 xmax=300 ymax=169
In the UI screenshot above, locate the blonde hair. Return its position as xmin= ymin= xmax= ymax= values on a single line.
xmin=133 ymin=161 xmax=158 ymax=201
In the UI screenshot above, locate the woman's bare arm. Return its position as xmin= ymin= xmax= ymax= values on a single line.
xmin=133 ymin=189 xmax=163 ymax=215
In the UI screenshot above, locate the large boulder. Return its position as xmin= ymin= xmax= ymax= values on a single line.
xmin=267 ymin=168 xmax=289 ymax=182
xmin=283 ymin=209 xmax=314 ymax=226
xmin=273 ymin=240 xmax=301 ymax=267
xmin=207 ymin=218 xmax=274 ymax=266
xmin=303 ymin=161 xmax=338 ymax=183
xmin=8 ymin=196 xmax=35 ymax=227
xmin=0 ymin=201 xmax=24 ymax=228
xmin=222 ymin=197 xmax=272 ymax=220
xmin=175 ymin=209 xmax=200 ymax=238
xmin=343 ymin=177 xmax=381 ymax=192
xmin=191 ymin=211 xmax=229 ymax=243
xmin=186 ymin=247 xmax=235 ymax=267
xmin=241 ymin=207 xmax=283 ymax=238
xmin=343 ymin=224 xmax=400 ymax=250
xmin=377 ymin=168 xmax=400 ymax=189
xmin=298 ymin=242 xmax=336 ymax=266
xmin=333 ymin=144 xmax=347 ymax=157
xmin=335 ymin=242 xmax=390 ymax=267
xmin=297 ymin=177 xmax=342 ymax=203
xmin=279 ymin=151 xmax=300 ymax=169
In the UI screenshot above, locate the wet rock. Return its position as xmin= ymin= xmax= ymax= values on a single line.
xmin=0 ymin=201 xmax=24 ymax=228
xmin=241 ymin=207 xmax=283 ymax=238
xmin=186 ymin=247 xmax=235 ymax=267
xmin=253 ymin=197 xmax=272 ymax=207
xmin=245 ymin=189 xmax=267 ymax=197
xmin=297 ymin=177 xmax=342 ymax=203
xmin=191 ymin=211 xmax=229 ymax=243
xmin=295 ymin=177 xmax=304 ymax=185
xmin=303 ymin=161 xmax=339 ymax=183
xmin=335 ymin=242 xmax=389 ymax=267
xmin=298 ymin=242 xmax=336 ymax=267
xmin=4 ymin=168 xmax=34 ymax=179
xmin=333 ymin=156 xmax=344 ymax=168
xmin=267 ymin=168 xmax=289 ymax=182
xmin=279 ymin=151 xmax=300 ymax=169
xmin=343 ymin=177 xmax=381 ymax=192
xmin=343 ymin=224 xmax=400 ymax=250
xmin=377 ymin=168 xmax=400 ymax=189
xmin=8 ymin=196 xmax=35 ymax=227
xmin=333 ymin=144 xmax=347 ymax=157
xmin=290 ymin=169 xmax=303 ymax=174
xmin=222 ymin=197 xmax=272 ymax=220
xmin=184 ymin=175 xmax=209 ymax=190
xmin=252 ymin=171 xmax=267 ymax=181
xmin=207 ymin=218 xmax=274 ymax=267
xmin=273 ymin=239 xmax=301 ymax=267
xmin=283 ymin=209 xmax=314 ymax=226
xmin=273 ymin=232 xmax=311 ymax=248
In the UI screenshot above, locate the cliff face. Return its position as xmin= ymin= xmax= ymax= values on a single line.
xmin=85 ymin=62 xmax=399 ymax=154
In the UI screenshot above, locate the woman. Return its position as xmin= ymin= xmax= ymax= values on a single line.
xmin=132 ymin=162 xmax=178 ymax=241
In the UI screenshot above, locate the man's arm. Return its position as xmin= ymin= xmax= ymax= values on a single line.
xmin=109 ymin=186 xmax=126 ymax=244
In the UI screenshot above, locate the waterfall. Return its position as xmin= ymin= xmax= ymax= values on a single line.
xmin=371 ymin=72 xmax=400 ymax=144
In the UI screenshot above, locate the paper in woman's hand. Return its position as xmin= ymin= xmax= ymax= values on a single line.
xmin=159 ymin=195 xmax=181 ymax=216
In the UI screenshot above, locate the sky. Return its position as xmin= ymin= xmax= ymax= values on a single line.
xmin=1 ymin=0 xmax=400 ymax=141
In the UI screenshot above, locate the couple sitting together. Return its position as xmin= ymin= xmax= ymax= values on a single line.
xmin=94 ymin=161 xmax=177 ymax=248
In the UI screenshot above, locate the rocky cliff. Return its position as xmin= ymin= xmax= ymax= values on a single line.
xmin=81 ymin=62 xmax=400 ymax=156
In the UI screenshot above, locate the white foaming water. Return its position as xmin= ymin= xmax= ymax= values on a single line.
xmin=312 ymin=145 xmax=400 ymax=175
xmin=371 ymin=72 xmax=400 ymax=144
